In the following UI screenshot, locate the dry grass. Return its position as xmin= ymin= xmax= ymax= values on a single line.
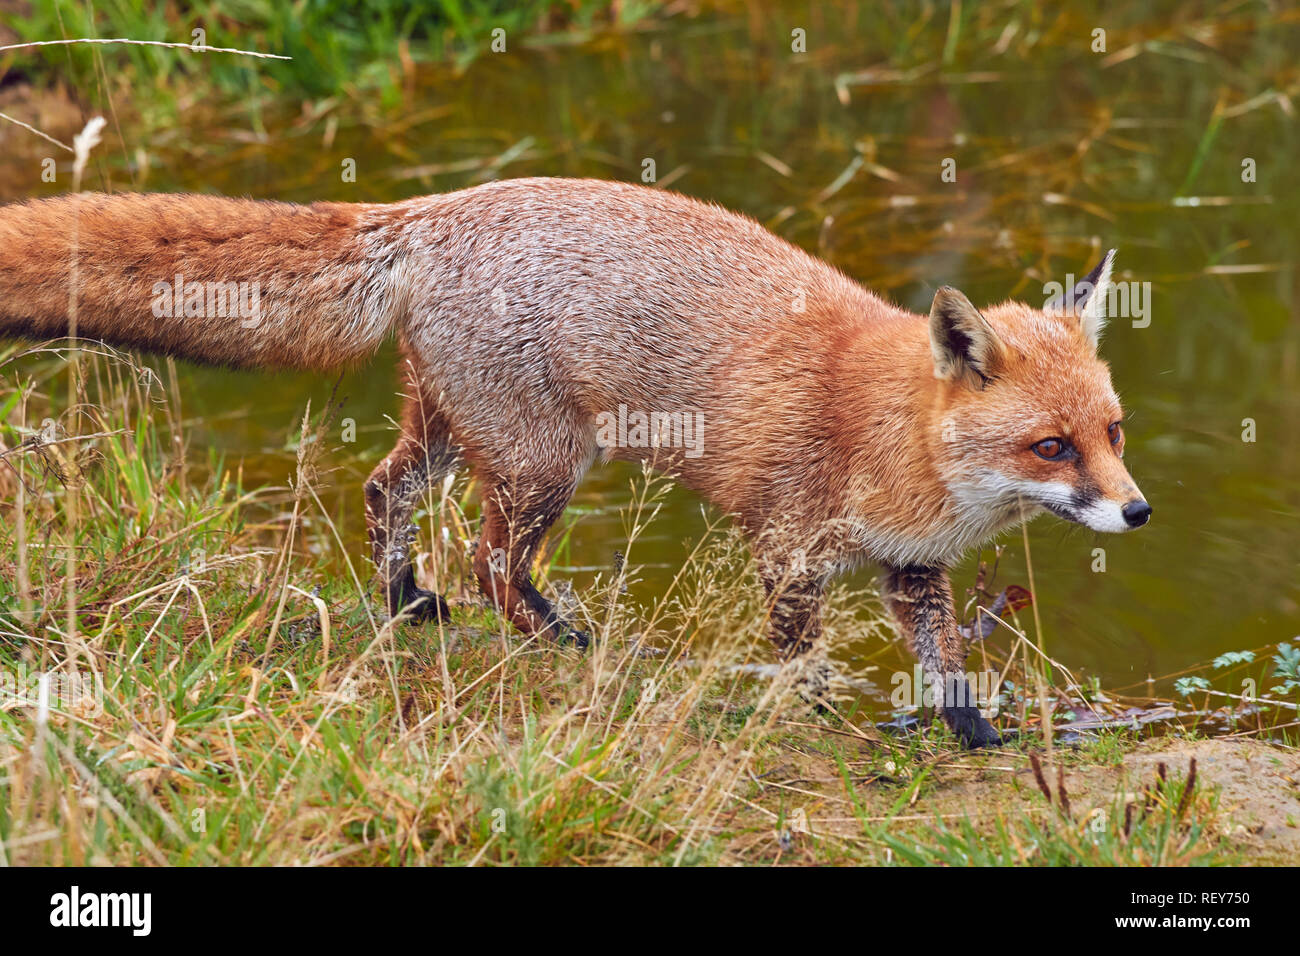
xmin=0 ymin=345 xmax=1256 ymax=866
xmin=0 ymin=345 xmax=861 ymax=865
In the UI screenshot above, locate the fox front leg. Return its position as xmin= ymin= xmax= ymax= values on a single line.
xmin=882 ymin=564 xmax=1002 ymax=749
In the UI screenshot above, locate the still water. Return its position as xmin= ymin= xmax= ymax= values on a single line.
xmin=4 ymin=7 xmax=1297 ymax=701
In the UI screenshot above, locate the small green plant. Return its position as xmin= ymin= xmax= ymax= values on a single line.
xmin=1272 ymin=642 xmax=1300 ymax=696
xmin=1174 ymin=676 xmax=1210 ymax=697
xmin=1213 ymin=650 xmax=1256 ymax=669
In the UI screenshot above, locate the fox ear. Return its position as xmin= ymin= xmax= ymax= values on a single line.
xmin=1047 ymin=249 xmax=1116 ymax=348
xmin=929 ymin=286 xmax=1006 ymax=388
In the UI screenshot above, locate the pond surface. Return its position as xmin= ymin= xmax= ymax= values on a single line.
xmin=3 ymin=5 xmax=1297 ymax=704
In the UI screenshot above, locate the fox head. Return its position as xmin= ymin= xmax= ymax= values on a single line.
xmin=929 ymin=250 xmax=1151 ymax=536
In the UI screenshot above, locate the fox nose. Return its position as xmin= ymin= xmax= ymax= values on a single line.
xmin=1121 ymin=499 xmax=1152 ymax=528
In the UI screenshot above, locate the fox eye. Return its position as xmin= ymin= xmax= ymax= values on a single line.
xmin=1031 ymin=438 xmax=1067 ymax=460
xmin=1109 ymin=422 xmax=1124 ymax=445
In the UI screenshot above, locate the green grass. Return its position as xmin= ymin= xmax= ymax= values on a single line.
xmin=2 ymin=0 xmax=672 ymax=123
xmin=873 ymin=746 xmax=1225 ymax=866
xmin=0 ymin=344 xmax=838 ymax=864
xmin=0 ymin=343 xmax=1252 ymax=866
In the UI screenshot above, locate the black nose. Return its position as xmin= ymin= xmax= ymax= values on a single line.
xmin=1122 ymin=499 xmax=1152 ymax=528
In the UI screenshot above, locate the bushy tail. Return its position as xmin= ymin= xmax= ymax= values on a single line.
xmin=0 ymin=192 xmax=408 ymax=371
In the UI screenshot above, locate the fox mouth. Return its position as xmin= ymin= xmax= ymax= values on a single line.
xmin=1040 ymin=500 xmax=1080 ymax=523
xmin=1043 ymin=497 xmax=1147 ymax=533
xmin=961 ymin=476 xmax=1149 ymax=535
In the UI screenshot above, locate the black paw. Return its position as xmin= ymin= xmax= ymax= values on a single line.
xmin=534 ymin=615 xmax=592 ymax=649
xmin=393 ymin=588 xmax=451 ymax=625
xmin=557 ymin=624 xmax=592 ymax=650
xmin=944 ymin=707 xmax=1003 ymax=749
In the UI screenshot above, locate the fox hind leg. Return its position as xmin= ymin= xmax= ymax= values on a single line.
xmin=472 ymin=475 xmax=589 ymax=648
xmin=364 ymin=397 xmax=457 ymax=624
xmin=759 ymin=560 xmax=835 ymax=703
xmin=761 ymin=569 xmax=825 ymax=658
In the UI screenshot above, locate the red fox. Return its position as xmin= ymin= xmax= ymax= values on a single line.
xmin=0 ymin=178 xmax=1149 ymax=748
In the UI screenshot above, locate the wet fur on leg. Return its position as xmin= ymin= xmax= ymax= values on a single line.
xmin=472 ymin=476 xmax=590 ymax=648
xmin=883 ymin=564 xmax=1003 ymax=749
xmin=364 ymin=382 xmax=459 ymax=625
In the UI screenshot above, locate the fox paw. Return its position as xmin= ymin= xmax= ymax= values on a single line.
xmin=563 ymin=628 xmax=592 ymax=650
xmin=532 ymin=616 xmax=592 ymax=649
xmin=555 ymin=622 xmax=592 ymax=650
xmin=944 ymin=707 xmax=1003 ymax=749
xmin=392 ymin=588 xmax=451 ymax=625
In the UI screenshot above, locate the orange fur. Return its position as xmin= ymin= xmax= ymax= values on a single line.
xmin=0 ymin=180 xmax=1148 ymax=748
